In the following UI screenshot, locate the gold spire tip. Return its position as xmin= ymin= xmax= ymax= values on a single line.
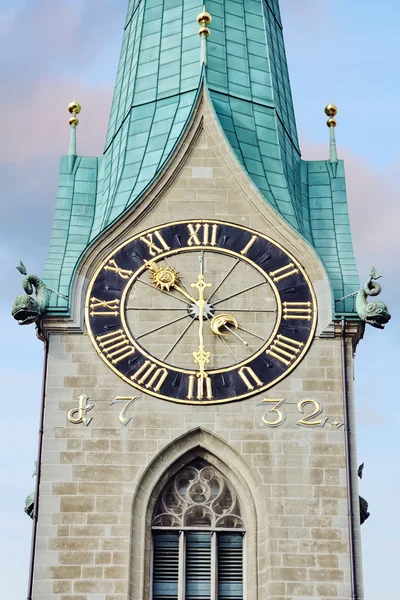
xmin=68 ymin=98 xmax=81 ymax=115
xmin=325 ymin=103 xmax=338 ymax=118
xmin=197 ymin=10 xmax=211 ymax=26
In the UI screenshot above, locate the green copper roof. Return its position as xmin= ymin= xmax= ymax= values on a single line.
xmin=43 ymin=0 xmax=358 ymax=316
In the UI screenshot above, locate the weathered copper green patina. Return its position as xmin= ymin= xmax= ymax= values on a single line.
xmin=42 ymin=0 xmax=359 ymax=317
xmin=12 ymin=262 xmax=50 ymax=325
xmin=356 ymin=267 xmax=391 ymax=329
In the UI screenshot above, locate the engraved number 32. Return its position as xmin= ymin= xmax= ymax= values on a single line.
xmin=260 ymin=398 xmax=326 ymax=428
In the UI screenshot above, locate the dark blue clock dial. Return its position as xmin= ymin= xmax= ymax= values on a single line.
xmin=86 ymin=220 xmax=317 ymax=404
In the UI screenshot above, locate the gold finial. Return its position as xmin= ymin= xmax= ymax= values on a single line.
xmin=198 ymin=26 xmax=210 ymax=36
xmin=197 ymin=10 xmax=212 ymax=26
xmin=197 ymin=9 xmax=211 ymax=36
xmin=325 ymin=103 xmax=338 ymax=165
xmin=68 ymin=97 xmax=81 ymax=115
xmin=68 ymin=96 xmax=80 ymax=165
xmin=325 ymin=103 xmax=338 ymax=118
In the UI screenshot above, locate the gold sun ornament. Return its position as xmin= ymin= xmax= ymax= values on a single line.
xmin=145 ymin=261 xmax=180 ymax=291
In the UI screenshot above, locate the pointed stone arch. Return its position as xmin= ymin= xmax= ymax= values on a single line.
xmin=128 ymin=427 xmax=263 ymax=600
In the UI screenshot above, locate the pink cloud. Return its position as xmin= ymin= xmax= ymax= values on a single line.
xmin=1 ymin=77 xmax=113 ymax=162
xmin=0 ymin=0 xmax=124 ymax=78
xmin=0 ymin=0 xmax=123 ymax=162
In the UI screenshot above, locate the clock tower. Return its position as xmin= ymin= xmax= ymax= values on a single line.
xmin=16 ymin=1 xmax=385 ymax=599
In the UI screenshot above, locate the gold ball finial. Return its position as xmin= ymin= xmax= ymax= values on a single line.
xmin=198 ymin=26 xmax=210 ymax=36
xmin=327 ymin=117 xmax=337 ymax=128
xmin=325 ymin=103 xmax=338 ymax=118
xmin=68 ymin=97 xmax=81 ymax=115
xmin=197 ymin=11 xmax=212 ymax=26
xmin=69 ymin=116 xmax=79 ymax=127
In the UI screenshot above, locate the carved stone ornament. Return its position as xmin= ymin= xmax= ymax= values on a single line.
xmin=12 ymin=261 xmax=51 ymax=325
xmin=24 ymin=462 xmax=37 ymax=519
xmin=356 ymin=267 xmax=391 ymax=329
xmin=152 ymin=459 xmax=244 ymax=529
xmin=358 ymin=462 xmax=370 ymax=525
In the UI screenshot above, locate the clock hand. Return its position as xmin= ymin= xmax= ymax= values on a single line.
xmin=137 ymin=277 xmax=189 ymax=305
xmin=164 ymin=257 xmax=192 ymax=297
xmin=224 ymin=325 xmax=249 ymax=347
xmin=199 ymin=251 xmax=204 ymax=276
xmin=191 ymin=274 xmax=212 ymax=374
xmin=236 ymin=324 xmax=264 ymax=341
xmin=144 ymin=261 xmax=198 ymax=305
xmin=210 ymin=313 xmax=238 ymax=336
xmin=205 ymin=313 xmax=237 ymax=361
xmin=173 ymin=281 xmax=199 ymax=305
xmin=210 ymin=313 xmax=249 ymax=347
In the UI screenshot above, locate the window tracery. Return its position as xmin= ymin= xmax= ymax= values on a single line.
xmin=152 ymin=458 xmax=244 ymax=529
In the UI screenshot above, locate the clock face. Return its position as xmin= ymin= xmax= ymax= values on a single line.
xmin=85 ymin=220 xmax=317 ymax=404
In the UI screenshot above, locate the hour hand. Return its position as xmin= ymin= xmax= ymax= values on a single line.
xmin=145 ymin=261 xmax=198 ymax=304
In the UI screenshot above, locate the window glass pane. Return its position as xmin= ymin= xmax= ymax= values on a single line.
xmin=153 ymin=532 xmax=179 ymax=599
xmin=185 ymin=532 xmax=211 ymax=599
xmin=218 ymin=533 xmax=243 ymax=599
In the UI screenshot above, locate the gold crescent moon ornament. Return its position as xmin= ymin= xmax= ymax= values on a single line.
xmin=210 ymin=313 xmax=239 ymax=336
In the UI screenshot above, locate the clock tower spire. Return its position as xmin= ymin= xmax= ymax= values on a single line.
xmin=15 ymin=2 xmax=379 ymax=600
xmin=43 ymin=0 xmax=358 ymax=317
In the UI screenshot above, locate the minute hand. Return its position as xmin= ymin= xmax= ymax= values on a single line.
xmin=191 ymin=274 xmax=212 ymax=372
xmin=172 ymin=282 xmax=199 ymax=306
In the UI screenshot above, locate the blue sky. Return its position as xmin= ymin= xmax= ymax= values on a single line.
xmin=0 ymin=1 xmax=399 ymax=598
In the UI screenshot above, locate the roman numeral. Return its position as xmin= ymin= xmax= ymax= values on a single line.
xmin=269 ymin=263 xmax=299 ymax=282
xmin=240 ymin=235 xmax=257 ymax=255
xmin=89 ymin=297 xmax=120 ymax=316
xmin=238 ymin=366 xmax=263 ymax=391
xmin=266 ymin=335 xmax=304 ymax=366
xmin=283 ymin=301 xmax=313 ymax=320
xmin=187 ymin=223 xmax=218 ymax=246
xmin=140 ymin=230 xmax=170 ymax=256
xmin=131 ymin=360 xmax=168 ymax=392
xmin=96 ymin=330 xmax=135 ymax=364
xmin=187 ymin=373 xmax=213 ymax=401
xmin=104 ymin=259 xmax=133 ymax=280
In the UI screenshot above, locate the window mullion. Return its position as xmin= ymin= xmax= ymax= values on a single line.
xmin=178 ymin=530 xmax=185 ymax=600
xmin=211 ymin=531 xmax=217 ymax=600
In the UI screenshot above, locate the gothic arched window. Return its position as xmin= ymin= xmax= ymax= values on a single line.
xmin=151 ymin=458 xmax=245 ymax=599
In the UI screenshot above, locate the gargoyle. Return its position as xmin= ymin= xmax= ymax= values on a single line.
xmin=356 ymin=267 xmax=391 ymax=329
xmin=24 ymin=462 xmax=37 ymax=519
xmin=11 ymin=262 xmax=51 ymax=325
xmin=358 ymin=462 xmax=370 ymax=525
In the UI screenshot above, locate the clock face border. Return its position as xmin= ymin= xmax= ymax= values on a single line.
xmin=85 ymin=219 xmax=318 ymax=405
